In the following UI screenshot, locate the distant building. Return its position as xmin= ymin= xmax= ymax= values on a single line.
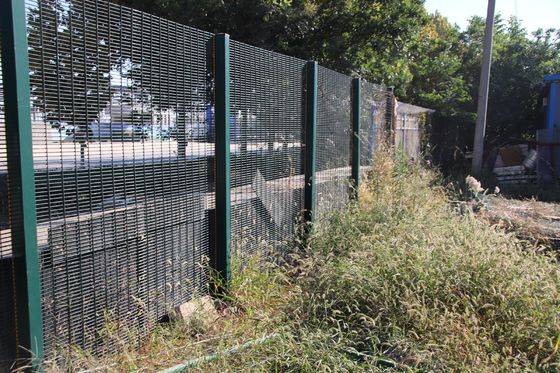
xmin=394 ymin=101 xmax=434 ymax=160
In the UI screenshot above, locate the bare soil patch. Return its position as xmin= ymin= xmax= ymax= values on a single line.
xmin=483 ymin=196 xmax=560 ymax=248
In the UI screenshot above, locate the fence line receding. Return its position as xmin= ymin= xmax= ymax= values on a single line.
xmin=0 ymin=0 xmax=435 ymax=369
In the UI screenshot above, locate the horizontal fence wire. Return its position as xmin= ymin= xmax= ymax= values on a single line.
xmin=394 ymin=104 xmax=426 ymax=161
xmin=0 ymin=0 xmax=399 ymax=365
xmin=315 ymin=66 xmax=352 ymax=220
xmin=229 ymin=40 xmax=306 ymax=259
xmin=0 ymin=32 xmax=19 ymax=371
xmin=360 ymin=81 xmax=388 ymax=169
xmin=23 ymin=0 xmax=213 ymax=355
xmin=0 ymin=34 xmax=10 ymax=260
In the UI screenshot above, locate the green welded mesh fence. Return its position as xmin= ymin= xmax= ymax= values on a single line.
xmin=25 ymin=0 xmax=213 ymax=357
xmin=0 ymin=0 xmax=423 ymax=369
xmin=360 ymin=81 xmax=389 ymax=168
xmin=0 ymin=32 xmax=19 ymax=370
xmin=315 ymin=67 xmax=352 ymax=220
xmin=229 ymin=40 xmax=305 ymax=259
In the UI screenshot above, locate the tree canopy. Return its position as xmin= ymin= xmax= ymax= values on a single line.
xmin=37 ymin=0 xmax=550 ymax=170
xmin=421 ymin=15 xmax=560 ymax=169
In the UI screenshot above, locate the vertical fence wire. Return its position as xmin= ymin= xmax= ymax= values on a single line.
xmin=229 ymin=40 xmax=305 ymax=260
xmin=360 ymin=81 xmax=388 ymax=171
xmin=24 ymin=0 xmax=213 ymax=355
xmin=315 ymin=66 xmax=352 ymax=220
xmin=0 ymin=31 xmax=19 ymax=372
xmin=0 ymin=0 xmax=398 ymax=365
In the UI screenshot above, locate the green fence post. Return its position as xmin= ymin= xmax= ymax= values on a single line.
xmin=351 ymin=78 xmax=361 ymax=199
xmin=213 ymin=33 xmax=231 ymax=291
xmin=303 ymin=61 xmax=318 ymax=225
xmin=0 ymin=0 xmax=44 ymax=369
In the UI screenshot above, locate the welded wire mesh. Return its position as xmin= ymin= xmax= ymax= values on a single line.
xmin=0 ymin=32 xmax=19 ymax=371
xmin=315 ymin=67 xmax=352 ymax=219
xmin=0 ymin=261 xmax=17 ymax=371
xmin=394 ymin=103 xmax=428 ymax=161
xmin=0 ymin=43 xmax=10 ymax=262
xmin=24 ymin=0 xmax=213 ymax=354
xmin=0 ymin=0 xmax=405 ymax=363
xmin=229 ymin=40 xmax=305 ymax=259
xmin=360 ymin=81 xmax=387 ymax=168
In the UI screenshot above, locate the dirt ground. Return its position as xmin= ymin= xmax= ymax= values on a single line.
xmin=483 ymin=196 xmax=560 ymax=248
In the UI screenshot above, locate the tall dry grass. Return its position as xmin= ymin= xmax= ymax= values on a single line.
xmin=43 ymin=150 xmax=560 ymax=372
xmin=209 ymin=150 xmax=560 ymax=371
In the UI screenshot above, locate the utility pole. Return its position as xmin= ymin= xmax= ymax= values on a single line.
xmin=471 ymin=0 xmax=496 ymax=177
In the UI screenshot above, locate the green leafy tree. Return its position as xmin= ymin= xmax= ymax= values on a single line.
xmin=303 ymin=0 xmax=428 ymax=88
xmin=115 ymin=0 xmax=428 ymax=87
xmin=485 ymin=19 xmax=560 ymax=146
xmin=399 ymin=13 xmax=474 ymax=168
xmin=406 ymin=13 xmax=470 ymax=116
xmin=116 ymin=0 xmax=312 ymax=56
xmin=417 ymin=14 xmax=560 ymax=170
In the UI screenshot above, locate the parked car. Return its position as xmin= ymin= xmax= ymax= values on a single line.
xmin=138 ymin=125 xmax=171 ymax=140
xmin=67 ymin=123 xmax=149 ymax=142
xmin=93 ymin=123 xmax=140 ymax=141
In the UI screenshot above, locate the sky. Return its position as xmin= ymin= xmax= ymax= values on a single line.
xmin=424 ymin=0 xmax=559 ymax=33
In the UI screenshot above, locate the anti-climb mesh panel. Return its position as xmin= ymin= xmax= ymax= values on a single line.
xmin=394 ymin=103 xmax=425 ymax=161
xmin=0 ymin=32 xmax=20 ymax=371
xmin=360 ymin=81 xmax=387 ymax=169
xmin=24 ymin=0 xmax=213 ymax=355
xmin=0 ymin=39 xmax=11 ymax=261
xmin=229 ymin=40 xmax=305 ymax=259
xmin=315 ymin=66 xmax=352 ymax=220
